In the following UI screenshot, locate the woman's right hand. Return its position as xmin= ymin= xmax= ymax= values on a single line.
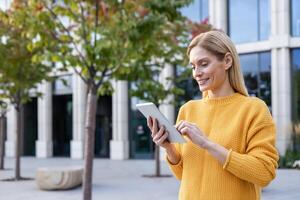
xmin=147 ymin=116 xmax=171 ymax=149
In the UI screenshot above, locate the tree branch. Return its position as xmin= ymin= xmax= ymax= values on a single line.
xmin=61 ymin=59 xmax=87 ymax=84
xmin=79 ymin=1 xmax=89 ymax=47
xmin=95 ymin=66 xmax=108 ymax=89
xmin=94 ymin=0 xmax=100 ymax=49
xmin=104 ymin=51 xmax=128 ymax=77
xmin=42 ymin=1 xmax=90 ymax=70
xmin=72 ymin=67 xmax=88 ymax=84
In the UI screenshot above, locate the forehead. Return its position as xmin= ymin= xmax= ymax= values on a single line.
xmin=189 ymin=46 xmax=213 ymax=63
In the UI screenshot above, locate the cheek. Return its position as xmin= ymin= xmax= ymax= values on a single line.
xmin=213 ymin=68 xmax=227 ymax=83
xmin=208 ymin=63 xmax=224 ymax=76
xmin=203 ymin=67 xmax=215 ymax=77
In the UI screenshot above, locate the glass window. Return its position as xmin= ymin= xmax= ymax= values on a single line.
xmin=240 ymin=54 xmax=259 ymax=96
xmin=200 ymin=0 xmax=208 ymax=21
xmin=240 ymin=52 xmax=271 ymax=108
xmin=291 ymin=49 xmax=300 ymax=121
xmin=291 ymin=0 xmax=300 ymax=37
xmin=181 ymin=0 xmax=209 ymax=22
xmin=259 ymin=0 xmax=270 ymax=40
xmin=228 ymin=0 xmax=270 ymax=43
xmin=259 ymin=52 xmax=272 ymax=106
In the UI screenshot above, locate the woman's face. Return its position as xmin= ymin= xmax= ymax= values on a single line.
xmin=189 ymin=46 xmax=231 ymax=93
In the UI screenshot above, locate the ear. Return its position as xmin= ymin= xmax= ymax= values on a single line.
xmin=224 ymin=52 xmax=233 ymax=70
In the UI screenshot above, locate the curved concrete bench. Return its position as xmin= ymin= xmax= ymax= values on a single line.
xmin=36 ymin=166 xmax=83 ymax=190
xmin=293 ymin=160 xmax=300 ymax=169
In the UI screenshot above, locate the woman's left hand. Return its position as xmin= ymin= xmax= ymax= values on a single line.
xmin=176 ymin=120 xmax=210 ymax=149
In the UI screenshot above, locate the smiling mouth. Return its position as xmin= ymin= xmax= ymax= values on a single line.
xmin=198 ymin=78 xmax=209 ymax=85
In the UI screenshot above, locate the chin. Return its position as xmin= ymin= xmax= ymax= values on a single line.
xmin=199 ymin=85 xmax=210 ymax=92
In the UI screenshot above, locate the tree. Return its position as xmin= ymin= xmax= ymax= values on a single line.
xmin=130 ymin=18 xmax=212 ymax=178
xmin=131 ymin=72 xmax=184 ymax=177
xmin=27 ymin=0 xmax=194 ymax=199
xmin=0 ymin=0 xmax=53 ymax=180
xmin=0 ymin=100 xmax=7 ymax=170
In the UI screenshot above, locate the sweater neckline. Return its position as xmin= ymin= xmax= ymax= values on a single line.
xmin=203 ymin=92 xmax=243 ymax=105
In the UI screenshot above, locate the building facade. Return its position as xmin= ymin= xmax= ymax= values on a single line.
xmin=2 ymin=0 xmax=300 ymax=159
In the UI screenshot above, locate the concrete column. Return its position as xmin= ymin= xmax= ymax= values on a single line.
xmin=5 ymin=105 xmax=17 ymax=157
xmin=110 ymin=80 xmax=129 ymax=160
xmin=209 ymin=0 xmax=227 ymax=33
xmin=270 ymin=0 xmax=290 ymax=45
xmin=71 ymin=74 xmax=87 ymax=159
xmin=270 ymin=0 xmax=292 ymax=156
xmin=159 ymin=64 xmax=176 ymax=123
xmin=36 ymin=81 xmax=53 ymax=158
xmin=159 ymin=64 xmax=176 ymax=161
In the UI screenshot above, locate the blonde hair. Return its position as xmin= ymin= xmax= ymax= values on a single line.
xmin=187 ymin=30 xmax=249 ymax=97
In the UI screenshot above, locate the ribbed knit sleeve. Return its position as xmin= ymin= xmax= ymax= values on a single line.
xmin=223 ymin=100 xmax=279 ymax=187
xmin=166 ymin=143 xmax=183 ymax=180
xmin=166 ymin=105 xmax=186 ymax=180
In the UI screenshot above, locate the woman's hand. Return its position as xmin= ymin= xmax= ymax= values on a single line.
xmin=176 ymin=120 xmax=210 ymax=149
xmin=147 ymin=116 xmax=171 ymax=149
xmin=176 ymin=120 xmax=229 ymax=165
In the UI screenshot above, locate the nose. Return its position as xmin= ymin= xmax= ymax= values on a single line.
xmin=193 ymin=67 xmax=204 ymax=77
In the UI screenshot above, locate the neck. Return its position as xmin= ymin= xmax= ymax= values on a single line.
xmin=207 ymin=79 xmax=235 ymax=98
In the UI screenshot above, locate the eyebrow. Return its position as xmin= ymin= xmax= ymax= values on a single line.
xmin=189 ymin=57 xmax=209 ymax=66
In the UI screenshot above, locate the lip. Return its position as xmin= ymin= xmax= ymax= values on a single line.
xmin=197 ymin=78 xmax=209 ymax=85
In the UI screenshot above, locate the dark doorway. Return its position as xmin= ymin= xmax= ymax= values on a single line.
xmin=52 ymin=95 xmax=72 ymax=156
xmin=129 ymin=108 xmax=154 ymax=159
xmin=22 ymin=98 xmax=38 ymax=156
xmin=94 ymin=95 xmax=112 ymax=158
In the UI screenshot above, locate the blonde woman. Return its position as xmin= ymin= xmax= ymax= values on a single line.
xmin=147 ymin=30 xmax=279 ymax=200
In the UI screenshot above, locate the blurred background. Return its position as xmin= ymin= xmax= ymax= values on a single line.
xmin=0 ymin=0 xmax=299 ymax=168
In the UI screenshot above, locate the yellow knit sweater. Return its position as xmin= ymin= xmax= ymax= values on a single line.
xmin=166 ymin=93 xmax=279 ymax=200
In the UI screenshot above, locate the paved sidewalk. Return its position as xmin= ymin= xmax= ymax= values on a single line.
xmin=0 ymin=157 xmax=299 ymax=200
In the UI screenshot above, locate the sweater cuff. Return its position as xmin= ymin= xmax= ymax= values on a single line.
xmin=166 ymin=154 xmax=183 ymax=166
xmin=223 ymin=149 xmax=233 ymax=169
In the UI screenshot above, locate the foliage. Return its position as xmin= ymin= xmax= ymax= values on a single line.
xmin=0 ymin=0 xmax=53 ymax=180
xmin=25 ymin=0 xmax=211 ymax=104
xmin=279 ymin=149 xmax=300 ymax=168
xmin=26 ymin=0 xmax=193 ymax=96
xmin=0 ymin=1 xmax=52 ymax=108
xmin=128 ymin=3 xmax=212 ymax=105
xmin=22 ymin=0 xmax=203 ymax=197
xmin=0 ymin=100 xmax=7 ymax=116
xmin=278 ymin=123 xmax=300 ymax=168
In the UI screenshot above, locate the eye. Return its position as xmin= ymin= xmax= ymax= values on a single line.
xmin=190 ymin=64 xmax=195 ymax=70
xmin=201 ymin=62 xmax=208 ymax=67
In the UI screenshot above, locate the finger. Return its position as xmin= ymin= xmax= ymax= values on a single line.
xmin=177 ymin=121 xmax=189 ymax=132
xmin=153 ymin=126 xmax=165 ymax=141
xmin=153 ymin=118 xmax=158 ymax=134
xmin=176 ymin=121 xmax=185 ymax=132
xmin=151 ymin=117 xmax=158 ymax=138
xmin=157 ymin=131 xmax=169 ymax=145
xmin=175 ymin=120 xmax=183 ymax=129
xmin=180 ymin=127 xmax=191 ymax=136
xmin=179 ymin=121 xmax=195 ymax=133
xmin=147 ymin=116 xmax=153 ymax=129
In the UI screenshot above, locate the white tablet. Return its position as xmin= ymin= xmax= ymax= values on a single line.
xmin=136 ymin=102 xmax=186 ymax=143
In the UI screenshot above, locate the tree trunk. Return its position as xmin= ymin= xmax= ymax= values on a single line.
xmin=82 ymin=88 xmax=98 ymax=200
xmin=155 ymin=144 xmax=160 ymax=176
xmin=15 ymin=105 xmax=22 ymax=180
xmin=0 ymin=116 xmax=5 ymax=170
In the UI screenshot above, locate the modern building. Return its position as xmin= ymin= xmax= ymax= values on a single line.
xmin=1 ymin=0 xmax=300 ymax=159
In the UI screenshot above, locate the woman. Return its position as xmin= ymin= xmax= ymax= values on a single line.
xmin=147 ymin=30 xmax=279 ymax=200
